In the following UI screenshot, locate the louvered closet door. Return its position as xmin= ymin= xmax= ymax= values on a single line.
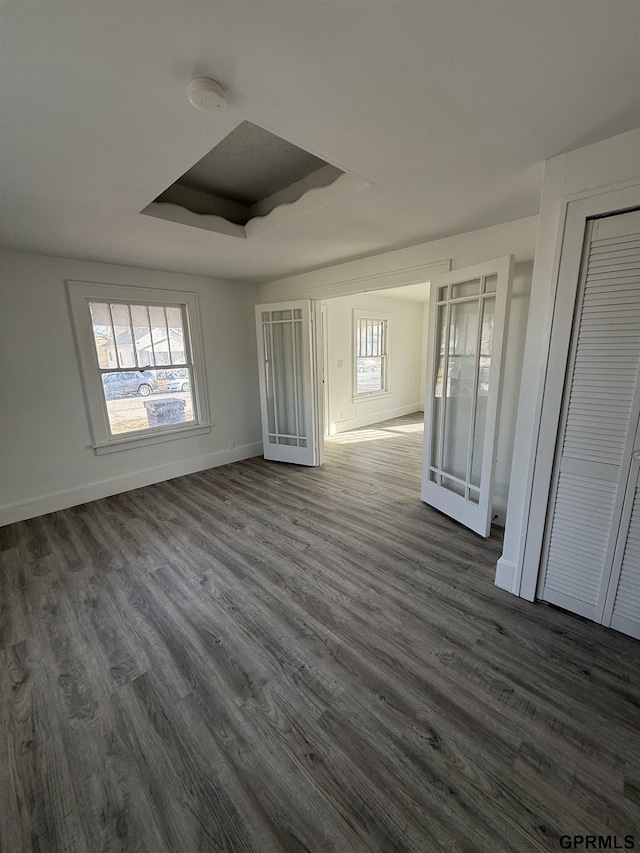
xmin=604 ymin=445 xmax=640 ymax=640
xmin=540 ymin=210 xmax=640 ymax=635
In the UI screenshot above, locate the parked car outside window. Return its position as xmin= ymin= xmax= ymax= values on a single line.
xmin=102 ymin=371 xmax=158 ymax=399
xmin=162 ymin=368 xmax=191 ymax=392
xmin=357 ymin=358 xmax=381 ymax=373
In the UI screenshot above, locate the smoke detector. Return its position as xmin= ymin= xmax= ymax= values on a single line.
xmin=188 ymin=77 xmax=227 ymax=113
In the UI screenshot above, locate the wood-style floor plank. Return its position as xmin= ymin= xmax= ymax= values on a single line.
xmin=1 ymin=413 xmax=639 ymax=852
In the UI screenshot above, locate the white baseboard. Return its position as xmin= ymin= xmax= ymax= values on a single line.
xmin=494 ymin=557 xmax=518 ymax=594
xmin=0 ymin=441 xmax=263 ymax=526
xmin=331 ymin=403 xmax=422 ymax=435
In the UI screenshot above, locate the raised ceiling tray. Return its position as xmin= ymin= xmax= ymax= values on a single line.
xmin=141 ymin=121 xmax=369 ymax=239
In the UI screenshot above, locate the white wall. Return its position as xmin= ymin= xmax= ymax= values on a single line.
xmin=498 ymin=127 xmax=640 ymax=596
xmin=0 ymin=250 xmax=262 ymax=524
xmin=260 ymin=217 xmax=538 ymax=303
xmin=261 ymin=216 xmax=538 ymax=525
xmin=323 ymin=293 xmax=425 ymax=434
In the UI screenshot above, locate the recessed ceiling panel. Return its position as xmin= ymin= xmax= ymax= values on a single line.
xmin=143 ymin=120 xmax=360 ymax=237
xmin=177 ymin=121 xmax=328 ymax=206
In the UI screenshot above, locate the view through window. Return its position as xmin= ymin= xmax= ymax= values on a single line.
xmin=89 ymin=301 xmax=195 ymax=435
xmin=355 ymin=315 xmax=388 ymax=395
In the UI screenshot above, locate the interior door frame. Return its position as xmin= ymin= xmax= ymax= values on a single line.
xmin=320 ymin=303 xmax=330 ymax=437
xmin=306 ymin=260 xmax=452 ymax=447
xmin=517 ymin=183 xmax=640 ymax=602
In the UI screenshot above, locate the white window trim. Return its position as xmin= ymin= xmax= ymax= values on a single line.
xmin=67 ymin=280 xmax=211 ymax=454
xmin=352 ymin=309 xmax=391 ymax=400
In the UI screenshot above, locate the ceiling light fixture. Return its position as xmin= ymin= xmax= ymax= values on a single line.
xmin=188 ymin=77 xmax=227 ymax=113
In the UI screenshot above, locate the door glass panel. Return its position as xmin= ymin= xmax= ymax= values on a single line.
xmin=278 ymin=436 xmax=297 ymax=446
xmin=441 ymin=476 xmax=466 ymax=497
xmin=263 ymin=323 xmax=276 ymax=433
xmin=451 ymin=278 xmax=480 ymax=299
xmin=484 ymin=274 xmax=497 ymax=294
xmin=272 ymin=310 xmax=292 ymax=321
xmin=430 ymin=304 xmax=448 ymax=468
xmin=294 ymin=320 xmax=306 ymax=437
xmin=470 ymin=296 xmax=495 ymax=488
xmin=468 ymin=488 xmax=480 ymax=505
xmin=441 ymin=298 xmax=479 ymax=480
xmin=272 ymin=321 xmax=297 ymax=437
xmin=437 ymin=286 xmax=448 ymax=302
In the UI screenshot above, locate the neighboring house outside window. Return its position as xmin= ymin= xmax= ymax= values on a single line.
xmin=354 ymin=311 xmax=390 ymax=397
xmin=68 ymin=281 xmax=211 ymax=454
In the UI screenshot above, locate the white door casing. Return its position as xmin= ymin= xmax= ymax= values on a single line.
xmin=421 ymin=256 xmax=514 ymax=537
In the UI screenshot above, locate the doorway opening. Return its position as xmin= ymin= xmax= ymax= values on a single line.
xmin=255 ymin=256 xmax=513 ymax=538
xmin=318 ymin=284 xmax=428 ymax=511
xmin=318 ymin=282 xmax=429 ymax=441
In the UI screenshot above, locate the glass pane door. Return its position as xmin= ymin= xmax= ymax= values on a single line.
xmin=422 ymin=257 xmax=513 ymax=536
xmin=255 ymin=301 xmax=320 ymax=466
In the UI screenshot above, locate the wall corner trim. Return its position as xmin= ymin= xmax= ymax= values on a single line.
xmin=495 ymin=557 xmax=519 ymax=595
xmin=0 ymin=441 xmax=263 ymax=526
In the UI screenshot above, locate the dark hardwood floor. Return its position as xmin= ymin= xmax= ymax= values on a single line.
xmin=1 ymin=412 xmax=639 ymax=852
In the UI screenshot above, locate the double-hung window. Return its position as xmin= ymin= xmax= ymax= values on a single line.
xmin=354 ymin=311 xmax=389 ymax=397
xmin=68 ymin=281 xmax=210 ymax=453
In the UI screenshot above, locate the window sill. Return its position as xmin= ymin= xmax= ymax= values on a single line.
xmin=93 ymin=423 xmax=212 ymax=455
xmin=353 ymin=391 xmax=391 ymax=401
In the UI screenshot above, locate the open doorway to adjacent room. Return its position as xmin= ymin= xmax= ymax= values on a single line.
xmin=319 ymin=282 xmax=430 ymax=442
xmin=318 ymin=283 xmax=429 ymax=514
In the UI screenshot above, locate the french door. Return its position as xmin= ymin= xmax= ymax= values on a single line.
xmin=421 ymin=256 xmax=513 ymax=536
xmin=255 ymin=300 xmax=322 ymax=466
xmin=539 ymin=209 xmax=640 ymax=639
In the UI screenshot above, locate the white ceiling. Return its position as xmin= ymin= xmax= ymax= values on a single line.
xmin=1 ymin=1 xmax=639 ymax=283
